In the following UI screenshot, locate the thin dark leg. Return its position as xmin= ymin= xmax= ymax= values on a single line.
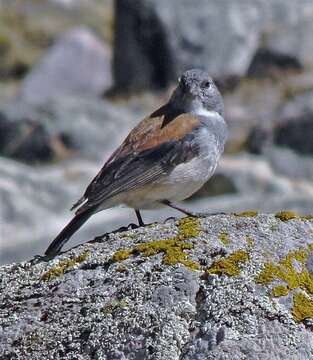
xmin=161 ymin=200 xmax=197 ymax=217
xmin=135 ymin=209 xmax=145 ymax=226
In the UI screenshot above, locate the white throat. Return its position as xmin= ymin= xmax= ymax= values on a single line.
xmin=190 ymin=102 xmax=219 ymax=118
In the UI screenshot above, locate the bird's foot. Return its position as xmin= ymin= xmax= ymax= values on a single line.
xmin=164 ymin=216 xmax=177 ymax=223
xmin=30 ymin=254 xmax=53 ymax=264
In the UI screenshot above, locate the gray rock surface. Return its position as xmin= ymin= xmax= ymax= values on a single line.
xmin=0 ymin=96 xmax=138 ymax=162
xmin=0 ymin=214 xmax=313 ymax=359
xmin=19 ymin=27 xmax=112 ymax=105
xmin=246 ymin=90 xmax=313 ymax=155
xmin=114 ymin=0 xmax=313 ymax=92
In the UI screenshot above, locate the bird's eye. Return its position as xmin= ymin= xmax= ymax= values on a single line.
xmin=202 ymin=80 xmax=211 ymax=88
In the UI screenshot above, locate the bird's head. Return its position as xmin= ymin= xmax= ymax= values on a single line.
xmin=170 ymin=69 xmax=224 ymax=117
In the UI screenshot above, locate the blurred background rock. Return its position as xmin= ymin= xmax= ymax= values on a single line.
xmin=0 ymin=0 xmax=312 ymax=264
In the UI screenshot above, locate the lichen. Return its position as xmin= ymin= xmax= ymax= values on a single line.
xmin=41 ymin=252 xmax=89 ymax=281
xmin=292 ymin=292 xmax=313 ymax=322
xmin=274 ymin=211 xmax=313 ymax=222
xmin=275 ymin=211 xmax=298 ymax=222
xmin=246 ymin=236 xmax=254 ymax=248
xmin=272 ymin=285 xmax=289 ymax=297
xmin=256 ymin=246 xmax=313 ymax=322
xmin=256 ymin=248 xmax=313 ymax=294
xmin=235 ymin=210 xmax=258 ymax=217
xmin=112 ymin=249 xmax=133 ymax=262
xmin=218 ymin=231 xmax=229 ymax=246
xmin=111 ymin=217 xmax=200 ymax=270
xmin=207 ymin=250 xmax=249 ymax=276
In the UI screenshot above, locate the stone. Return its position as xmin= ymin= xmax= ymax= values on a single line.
xmin=114 ymin=0 xmax=313 ymax=92
xmin=0 ymin=214 xmax=313 ymax=359
xmin=273 ymin=113 xmax=313 ymax=155
xmin=19 ymin=27 xmax=112 ymax=105
xmin=188 ymin=174 xmax=238 ymax=200
xmin=247 ymin=48 xmax=302 ymax=78
xmin=0 ymin=96 xmax=138 ymax=163
xmin=246 ymin=90 xmax=313 ymax=155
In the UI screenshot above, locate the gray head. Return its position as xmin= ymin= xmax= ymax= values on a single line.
xmin=170 ymin=69 xmax=224 ymax=117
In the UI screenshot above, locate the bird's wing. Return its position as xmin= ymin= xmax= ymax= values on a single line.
xmin=74 ymin=109 xmax=201 ymax=214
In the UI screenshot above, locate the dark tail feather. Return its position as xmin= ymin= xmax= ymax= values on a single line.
xmin=45 ymin=207 xmax=95 ymax=257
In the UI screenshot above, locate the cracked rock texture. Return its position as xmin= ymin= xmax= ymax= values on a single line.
xmin=0 ymin=214 xmax=313 ymax=359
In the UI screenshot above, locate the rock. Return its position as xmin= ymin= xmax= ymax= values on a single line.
xmin=272 ymin=90 xmax=313 ymax=155
xmin=189 ymin=174 xmax=238 ymax=200
xmin=266 ymin=147 xmax=313 ymax=181
xmin=246 ymin=90 xmax=313 ymax=155
xmin=1 ymin=214 xmax=313 ymax=359
xmin=0 ymin=113 xmax=56 ymax=163
xmin=19 ymin=27 xmax=112 ymax=105
xmin=0 ymin=96 xmax=138 ymax=163
xmin=114 ymin=0 xmax=313 ymax=92
xmin=273 ymin=113 xmax=313 ymax=155
xmin=247 ymin=48 xmax=302 ymax=78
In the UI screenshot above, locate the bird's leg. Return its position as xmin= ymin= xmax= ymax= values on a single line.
xmin=135 ymin=209 xmax=145 ymax=227
xmin=161 ymin=200 xmax=198 ymax=217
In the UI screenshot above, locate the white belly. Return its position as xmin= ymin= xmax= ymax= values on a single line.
xmin=119 ymin=155 xmax=218 ymax=209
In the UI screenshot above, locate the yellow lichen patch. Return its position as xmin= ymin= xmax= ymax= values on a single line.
xmin=176 ymin=217 xmax=200 ymax=239
xmin=111 ymin=217 xmax=200 ymax=270
xmin=246 ymin=236 xmax=254 ymax=248
xmin=235 ymin=210 xmax=258 ymax=217
xmin=292 ymin=292 xmax=313 ymax=322
xmin=218 ymin=231 xmax=229 ymax=246
xmin=256 ymin=246 xmax=313 ymax=322
xmin=275 ymin=211 xmax=298 ymax=222
xmin=112 ymin=249 xmax=134 ymax=262
xmin=272 ymin=285 xmax=289 ymax=297
xmin=256 ymin=248 xmax=313 ymax=295
xmin=41 ymin=252 xmax=89 ymax=281
xmin=207 ymin=250 xmax=249 ymax=276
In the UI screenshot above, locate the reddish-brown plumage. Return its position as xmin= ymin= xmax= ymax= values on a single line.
xmin=110 ymin=111 xmax=199 ymax=159
xmin=71 ymin=109 xmax=199 ymax=212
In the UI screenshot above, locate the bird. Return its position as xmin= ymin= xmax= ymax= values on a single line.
xmin=45 ymin=69 xmax=228 ymax=256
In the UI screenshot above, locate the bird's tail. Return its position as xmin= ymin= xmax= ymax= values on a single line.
xmin=45 ymin=206 xmax=96 ymax=257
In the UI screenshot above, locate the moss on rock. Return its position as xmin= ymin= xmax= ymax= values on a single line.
xmin=256 ymin=246 xmax=313 ymax=322
xmin=111 ymin=217 xmax=200 ymax=270
xmin=275 ymin=211 xmax=298 ymax=222
xmin=41 ymin=252 xmax=89 ymax=281
xmin=292 ymin=292 xmax=313 ymax=323
xmin=235 ymin=210 xmax=258 ymax=217
xmin=218 ymin=231 xmax=229 ymax=246
xmin=207 ymin=250 xmax=249 ymax=276
xmin=272 ymin=285 xmax=289 ymax=297
xmin=256 ymin=248 xmax=313 ymax=295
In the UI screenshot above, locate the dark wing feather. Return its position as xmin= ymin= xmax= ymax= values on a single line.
xmin=76 ymin=134 xmax=199 ymax=214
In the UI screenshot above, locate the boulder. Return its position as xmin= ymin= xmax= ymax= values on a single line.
xmin=246 ymin=90 xmax=313 ymax=156
xmin=0 ymin=96 xmax=138 ymax=163
xmin=114 ymin=0 xmax=313 ymax=92
xmin=0 ymin=214 xmax=313 ymax=359
xmin=19 ymin=27 xmax=112 ymax=105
